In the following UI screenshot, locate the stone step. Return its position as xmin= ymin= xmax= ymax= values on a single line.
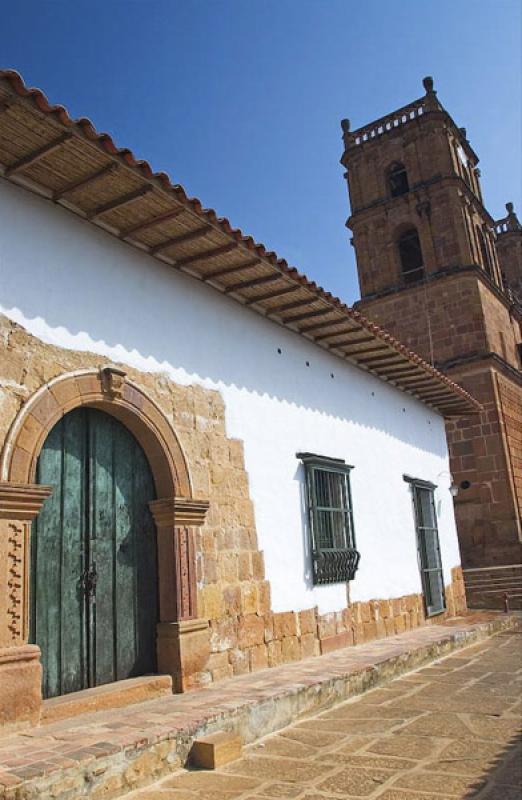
xmin=42 ymin=674 xmax=173 ymax=724
xmin=0 ymin=613 xmax=515 ymax=800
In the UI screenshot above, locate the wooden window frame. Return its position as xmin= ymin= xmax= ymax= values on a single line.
xmin=404 ymin=475 xmax=446 ymax=617
xmin=298 ymin=453 xmax=360 ymax=586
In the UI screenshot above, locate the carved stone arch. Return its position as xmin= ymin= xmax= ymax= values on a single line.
xmin=0 ymin=367 xmax=210 ymax=714
xmin=0 ymin=366 xmax=192 ymax=499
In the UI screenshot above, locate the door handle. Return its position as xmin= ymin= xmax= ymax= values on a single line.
xmin=80 ymin=564 xmax=98 ymax=598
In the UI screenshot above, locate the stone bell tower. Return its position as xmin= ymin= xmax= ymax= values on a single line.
xmin=341 ymin=77 xmax=522 ymax=577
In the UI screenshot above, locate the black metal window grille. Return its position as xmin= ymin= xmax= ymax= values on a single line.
xmin=398 ymin=228 xmax=424 ymax=284
xmin=406 ymin=477 xmax=446 ymax=617
xmin=298 ymin=454 xmax=360 ymax=585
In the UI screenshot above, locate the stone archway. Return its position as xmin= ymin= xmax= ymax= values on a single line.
xmin=0 ymin=367 xmax=210 ymax=727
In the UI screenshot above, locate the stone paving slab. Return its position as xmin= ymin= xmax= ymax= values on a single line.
xmin=126 ymin=622 xmax=522 ymax=800
xmin=0 ymin=613 xmax=516 ymax=799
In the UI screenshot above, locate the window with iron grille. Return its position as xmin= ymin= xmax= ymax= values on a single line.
xmin=298 ymin=453 xmax=360 ymax=586
xmin=404 ymin=475 xmax=446 ymax=617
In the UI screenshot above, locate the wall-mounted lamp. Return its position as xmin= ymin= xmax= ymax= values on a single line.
xmin=437 ymin=470 xmax=459 ymax=497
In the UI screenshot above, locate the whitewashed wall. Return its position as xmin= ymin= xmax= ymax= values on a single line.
xmin=0 ymin=180 xmax=462 ymax=613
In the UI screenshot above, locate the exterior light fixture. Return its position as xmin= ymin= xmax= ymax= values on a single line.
xmin=437 ymin=470 xmax=459 ymax=497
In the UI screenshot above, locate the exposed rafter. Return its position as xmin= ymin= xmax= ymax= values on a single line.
xmin=88 ymin=185 xmax=153 ymax=220
xmin=151 ymin=226 xmax=210 ymax=255
xmin=314 ymin=330 xmax=372 ymax=343
xmin=225 ymin=273 xmax=284 ymax=294
xmin=282 ymin=308 xmax=333 ymax=325
xmin=245 ymin=285 xmax=299 ymax=306
xmin=120 ymin=205 xmax=186 ymax=239
xmin=54 ymin=163 xmax=118 ymax=201
xmin=203 ymin=259 xmax=260 ymax=282
xmin=300 ymin=318 xmax=346 ymax=334
xmin=355 ymin=353 xmax=404 ymax=366
xmin=5 ymin=132 xmax=73 ymax=176
xmin=176 ymin=242 xmax=238 ymax=267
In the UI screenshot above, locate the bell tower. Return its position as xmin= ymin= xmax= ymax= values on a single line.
xmin=341 ymin=77 xmax=522 ymax=578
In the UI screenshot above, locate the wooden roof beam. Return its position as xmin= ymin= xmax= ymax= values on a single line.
xmin=5 ymin=132 xmax=73 ymax=177
xmin=120 ymin=205 xmax=186 ymax=239
xmin=152 ymin=226 xmax=210 ymax=255
xmin=246 ymin=285 xmax=299 ymax=306
xmin=0 ymin=98 xmax=16 ymax=113
xmin=327 ymin=335 xmax=379 ymax=349
xmin=282 ymin=308 xmax=332 ymax=324
xmin=176 ymin=241 xmax=238 ymax=267
xmin=225 ymin=273 xmax=285 ymax=294
xmin=414 ymin=388 xmax=454 ymax=400
xmin=267 ymin=297 xmax=312 ymax=314
xmin=203 ymin=258 xmax=260 ymax=282
xmin=314 ymin=329 xmax=368 ymax=343
xmin=342 ymin=344 xmax=391 ymax=357
xmin=391 ymin=375 xmax=438 ymax=386
xmin=54 ymin=162 xmax=118 ymax=201
xmin=301 ymin=319 xmax=348 ymax=334
xmin=355 ymin=353 xmax=405 ymax=366
xmin=88 ymin=185 xmax=153 ymax=220
xmin=378 ymin=364 xmax=422 ymax=377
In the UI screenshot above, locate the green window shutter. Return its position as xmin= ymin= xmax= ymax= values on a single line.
xmin=404 ymin=476 xmax=446 ymax=617
xmin=299 ymin=453 xmax=360 ymax=586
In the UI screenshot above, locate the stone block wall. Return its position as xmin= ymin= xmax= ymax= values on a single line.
xmin=445 ymin=366 xmax=522 ymax=568
xmin=0 ymin=314 xmax=468 ymax=690
xmin=203 ymin=567 xmax=467 ymax=682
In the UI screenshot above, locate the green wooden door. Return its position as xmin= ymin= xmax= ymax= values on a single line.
xmin=30 ymin=407 xmax=158 ymax=699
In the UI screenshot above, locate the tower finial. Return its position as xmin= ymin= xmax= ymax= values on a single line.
xmin=341 ymin=118 xmax=353 ymax=149
xmin=506 ymin=201 xmax=514 ymax=214
xmin=422 ymin=76 xmax=434 ymax=94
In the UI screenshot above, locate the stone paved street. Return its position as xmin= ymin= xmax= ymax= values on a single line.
xmin=125 ymin=628 xmax=522 ymax=800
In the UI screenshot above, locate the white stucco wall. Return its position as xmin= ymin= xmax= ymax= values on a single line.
xmin=0 ymin=180 xmax=462 ymax=613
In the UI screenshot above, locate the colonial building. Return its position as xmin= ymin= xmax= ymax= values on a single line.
xmin=0 ymin=70 xmax=473 ymax=731
xmin=341 ymin=78 xmax=522 ymax=585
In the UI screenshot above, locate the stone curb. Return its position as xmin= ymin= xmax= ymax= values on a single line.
xmin=5 ymin=614 xmax=516 ymax=800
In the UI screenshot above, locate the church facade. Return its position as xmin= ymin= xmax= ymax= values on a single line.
xmin=342 ymin=78 xmax=522 ymax=584
xmin=0 ymin=70 xmax=474 ymax=730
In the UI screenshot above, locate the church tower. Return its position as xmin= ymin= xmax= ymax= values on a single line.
xmin=341 ymin=77 xmax=522 ymax=573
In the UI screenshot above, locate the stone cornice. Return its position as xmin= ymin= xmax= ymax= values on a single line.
xmin=347 ymin=174 xmax=494 ymax=227
xmin=0 ymin=481 xmax=52 ymax=519
xmin=441 ymin=352 xmax=522 ymax=387
xmin=357 ymin=264 xmax=522 ymax=321
xmin=149 ymin=496 xmax=210 ymax=528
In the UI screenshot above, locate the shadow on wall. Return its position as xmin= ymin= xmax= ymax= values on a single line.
xmin=0 ymin=180 xmax=447 ymax=458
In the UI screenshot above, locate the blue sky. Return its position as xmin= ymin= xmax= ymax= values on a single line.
xmin=2 ymin=1 xmax=521 ymax=304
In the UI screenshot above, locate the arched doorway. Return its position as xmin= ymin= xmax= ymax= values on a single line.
xmin=30 ymin=407 xmax=158 ymax=699
xmin=0 ymin=367 xmax=210 ymax=718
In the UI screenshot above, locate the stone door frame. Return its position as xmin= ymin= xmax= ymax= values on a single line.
xmin=0 ymin=366 xmax=210 ymax=727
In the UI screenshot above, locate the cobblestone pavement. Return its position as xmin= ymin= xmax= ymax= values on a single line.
xmin=125 ymin=629 xmax=522 ymax=800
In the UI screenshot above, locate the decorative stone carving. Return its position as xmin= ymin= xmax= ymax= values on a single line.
xmin=100 ymin=365 xmax=127 ymax=399
xmin=149 ymin=496 xmax=209 ymax=623
xmin=0 ymin=483 xmax=52 ymax=647
xmin=7 ymin=523 xmax=23 ymax=642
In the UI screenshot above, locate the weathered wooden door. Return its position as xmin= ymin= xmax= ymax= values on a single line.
xmin=30 ymin=407 xmax=158 ymax=699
